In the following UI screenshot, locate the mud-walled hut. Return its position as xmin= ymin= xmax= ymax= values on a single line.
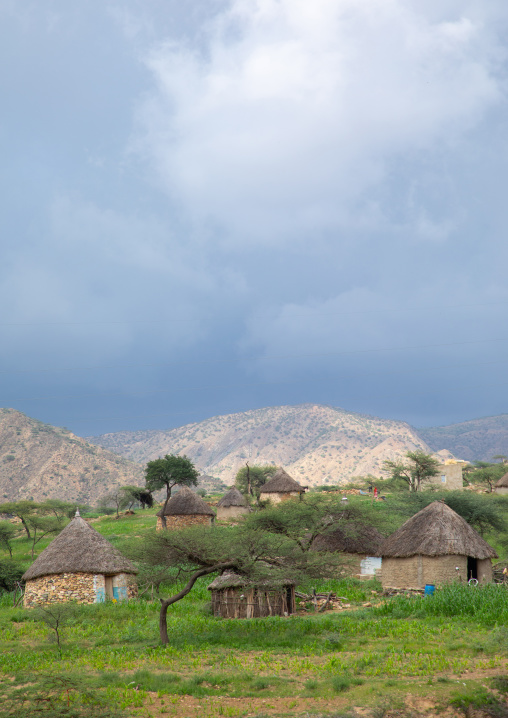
xmin=216 ymin=487 xmax=251 ymax=520
xmin=312 ymin=523 xmax=384 ymax=577
xmin=495 ymin=472 xmax=508 ymax=495
xmin=23 ymin=510 xmax=138 ymax=607
xmin=208 ymin=570 xmax=296 ymax=618
xmin=259 ymin=468 xmax=307 ymax=504
xmin=156 ymin=486 xmax=215 ymax=531
xmin=378 ymin=501 xmax=497 ymax=590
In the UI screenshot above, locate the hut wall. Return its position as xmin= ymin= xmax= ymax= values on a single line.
xmin=210 ymin=586 xmax=295 ymax=618
xmin=156 ymin=514 xmax=213 ymax=531
xmin=259 ymin=491 xmax=301 ymax=504
xmin=381 ymin=555 xmax=476 ymax=589
xmin=24 ymin=572 xmax=98 ymax=607
xmin=477 ymin=558 xmax=493 ymax=583
xmin=217 ymin=505 xmax=250 ymax=520
xmin=495 ymin=487 xmax=508 ymax=495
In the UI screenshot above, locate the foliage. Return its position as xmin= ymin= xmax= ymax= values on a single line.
xmin=144 ymin=454 xmax=199 ymax=506
xmin=26 ymin=514 xmax=67 ymax=559
xmin=235 ymin=463 xmax=277 ymax=499
xmin=0 ymin=559 xmax=24 ymax=592
xmin=34 ymin=602 xmax=78 ymax=657
xmin=0 ymin=521 xmax=17 ymax=557
xmin=118 ymin=485 xmax=153 ymax=509
xmin=466 ymin=462 xmax=506 ymax=493
xmin=382 ymin=451 xmax=441 ymax=492
xmin=0 ymin=500 xmax=75 ymax=539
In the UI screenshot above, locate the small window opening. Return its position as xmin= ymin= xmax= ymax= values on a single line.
xmin=441 ymin=475 xmax=446 ymax=483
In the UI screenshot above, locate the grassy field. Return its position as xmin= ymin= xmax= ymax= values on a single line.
xmin=1 ymin=508 xmax=508 ymax=717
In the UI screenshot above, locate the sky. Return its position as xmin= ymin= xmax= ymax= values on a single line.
xmin=2 ymin=0 xmax=508 ymax=437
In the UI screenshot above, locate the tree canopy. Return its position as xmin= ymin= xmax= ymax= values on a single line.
xmin=382 ymin=451 xmax=441 ymax=492
xmin=234 ymin=464 xmax=277 ymax=499
xmin=144 ymin=454 xmax=199 ymax=515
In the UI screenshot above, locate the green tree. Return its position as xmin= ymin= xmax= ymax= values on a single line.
xmin=25 ymin=514 xmax=67 ymax=559
xmin=98 ymin=488 xmax=133 ymax=519
xmin=136 ymin=522 xmax=342 ymax=645
xmin=144 ymin=454 xmax=199 ymax=515
xmin=0 ymin=501 xmax=40 ymax=538
xmin=235 ymin=463 xmax=277 ymax=499
xmin=0 ymin=521 xmax=17 ymax=558
xmin=467 ymin=462 xmax=506 ymax=493
xmin=383 ymin=451 xmax=441 ymax=492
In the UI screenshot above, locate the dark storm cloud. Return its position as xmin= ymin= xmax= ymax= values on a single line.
xmin=1 ymin=0 xmax=508 ymax=435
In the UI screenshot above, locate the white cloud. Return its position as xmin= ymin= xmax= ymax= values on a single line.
xmin=136 ymin=0 xmax=507 ymax=246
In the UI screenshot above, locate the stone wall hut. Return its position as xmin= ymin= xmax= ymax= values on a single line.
xmin=259 ymin=468 xmax=307 ymax=504
xmin=23 ymin=511 xmax=138 ymax=607
xmin=216 ymin=487 xmax=251 ymax=520
xmin=207 ymin=570 xmax=296 ymax=618
xmin=378 ymin=501 xmax=498 ymax=590
xmin=495 ymin=472 xmax=508 ymax=495
xmin=156 ymin=486 xmax=215 ymax=531
xmin=311 ymin=523 xmax=384 ymax=577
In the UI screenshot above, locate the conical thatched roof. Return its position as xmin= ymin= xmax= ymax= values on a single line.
xmin=378 ymin=501 xmax=498 ymax=559
xmin=217 ymin=487 xmax=248 ymax=508
xmin=495 ymin=472 xmax=508 ymax=488
xmin=260 ymin=468 xmax=306 ymax=494
xmin=207 ymin=569 xmax=296 ymax=591
xmin=157 ymin=486 xmax=215 ymax=517
xmin=23 ymin=515 xmax=137 ymax=581
xmin=312 ymin=523 xmax=384 ymax=555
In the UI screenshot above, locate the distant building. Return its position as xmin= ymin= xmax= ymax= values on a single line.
xmin=259 ymin=468 xmax=307 ymax=504
xmin=156 ymin=487 xmax=215 ymax=530
xmin=495 ymin=472 xmax=508 ymax=495
xmin=216 ymin=487 xmax=251 ymax=520
xmin=423 ymin=460 xmax=466 ymax=491
xmin=378 ymin=501 xmax=497 ymax=590
xmin=23 ymin=511 xmax=138 ymax=607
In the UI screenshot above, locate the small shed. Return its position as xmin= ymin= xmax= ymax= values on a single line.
xmin=311 ymin=523 xmax=384 ymax=576
xmin=23 ymin=511 xmax=138 ymax=607
xmin=378 ymin=501 xmax=498 ymax=590
xmin=208 ymin=570 xmax=296 ymax=618
xmin=156 ymin=486 xmax=215 ymax=531
xmin=259 ymin=468 xmax=307 ymax=504
xmin=495 ymin=472 xmax=508 ymax=495
xmin=216 ymin=487 xmax=251 ymax=520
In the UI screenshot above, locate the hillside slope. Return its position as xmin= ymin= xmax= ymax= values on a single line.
xmin=88 ymin=404 xmax=434 ymax=486
xmin=417 ymin=414 xmax=508 ymax=462
xmin=0 ymin=408 xmax=143 ymax=504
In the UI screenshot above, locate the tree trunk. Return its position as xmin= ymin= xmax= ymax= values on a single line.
xmin=159 ymin=562 xmax=235 ymax=645
xmin=20 ymin=516 xmax=31 ymax=539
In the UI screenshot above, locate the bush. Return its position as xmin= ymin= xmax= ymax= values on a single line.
xmin=0 ymin=561 xmax=24 ymax=593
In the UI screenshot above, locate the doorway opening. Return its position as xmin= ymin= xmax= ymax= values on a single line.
xmin=467 ymin=557 xmax=478 ymax=581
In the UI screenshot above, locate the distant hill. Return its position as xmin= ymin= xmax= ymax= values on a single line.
xmin=416 ymin=414 xmax=508 ymax=463
xmin=87 ymin=403 xmax=434 ymax=486
xmin=0 ymin=408 xmax=143 ymax=504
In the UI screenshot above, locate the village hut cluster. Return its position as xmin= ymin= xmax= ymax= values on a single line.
xmin=19 ymin=460 xmax=500 ymax=612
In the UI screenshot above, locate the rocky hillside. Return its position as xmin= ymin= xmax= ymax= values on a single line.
xmin=417 ymin=414 xmax=508 ymax=463
xmin=0 ymin=408 xmax=143 ymax=504
xmin=87 ymin=403 xmax=435 ymax=486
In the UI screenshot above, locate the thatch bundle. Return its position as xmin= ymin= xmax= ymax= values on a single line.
xmin=217 ymin=487 xmax=248 ymax=508
xmin=260 ymin=468 xmax=306 ymax=494
xmin=157 ymin=487 xmax=215 ymax=517
xmin=378 ymin=501 xmax=498 ymax=559
xmin=23 ymin=515 xmax=137 ymax=580
xmin=495 ymin=472 xmax=508 ymax=488
xmin=312 ymin=523 xmax=384 ymax=555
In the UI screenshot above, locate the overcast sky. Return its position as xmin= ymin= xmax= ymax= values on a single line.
xmin=2 ymin=0 xmax=508 ymax=437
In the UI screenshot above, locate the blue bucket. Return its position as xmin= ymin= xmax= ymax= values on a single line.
xmin=424 ymin=584 xmax=435 ymax=596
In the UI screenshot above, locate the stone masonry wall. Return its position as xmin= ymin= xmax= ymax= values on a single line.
xmin=217 ymin=505 xmax=250 ymax=520
xmin=156 ymin=514 xmax=213 ymax=531
xmin=259 ymin=491 xmax=301 ymax=505
xmin=424 ymin=463 xmax=464 ymax=491
xmin=381 ymin=555 xmax=493 ymax=589
xmin=24 ymin=572 xmax=97 ymax=607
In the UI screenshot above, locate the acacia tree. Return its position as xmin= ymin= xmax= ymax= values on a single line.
xmin=235 ymin=464 xmax=277 ymax=500
xmin=383 ymin=451 xmax=440 ymax=492
xmin=0 ymin=521 xmax=17 ymax=558
xmin=136 ymin=523 xmax=342 ymax=645
xmin=144 ymin=454 xmax=199 ymax=518
xmin=466 ymin=462 xmax=506 ymax=493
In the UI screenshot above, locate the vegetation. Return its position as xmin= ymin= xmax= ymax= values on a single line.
xmin=234 ymin=463 xmax=277 ymax=500
xmin=144 ymin=454 xmax=199 ymax=514
xmin=382 ymin=451 xmax=441 ymax=492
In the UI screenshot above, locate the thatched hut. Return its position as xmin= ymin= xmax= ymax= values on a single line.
xmin=495 ymin=472 xmax=508 ymax=495
xmin=23 ymin=511 xmax=138 ymax=607
xmin=156 ymin=486 xmax=215 ymax=531
xmin=312 ymin=523 xmax=384 ymax=576
xmin=378 ymin=501 xmax=498 ymax=590
xmin=216 ymin=487 xmax=251 ymax=520
xmin=208 ymin=570 xmax=296 ymax=618
xmin=259 ymin=468 xmax=307 ymax=504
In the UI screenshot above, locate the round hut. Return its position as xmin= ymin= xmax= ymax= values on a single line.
xmin=156 ymin=486 xmax=215 ymax=531
xmin=207 ymin=570 xmax=296 ymax=618
xmin=216 ymin=487 xmax=251 ymax=520
xmin=312 ymin=523 xmax=384 ymax=577
xmin=495 ymin=472 xmax=508 ymax=495
xmin=378 ymin=501 xmax=498 ymax=590
xmin=23 ymin=511 xmax=138 ymax=607
xmin=259 ymin=468 xmax=307 ymax=504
